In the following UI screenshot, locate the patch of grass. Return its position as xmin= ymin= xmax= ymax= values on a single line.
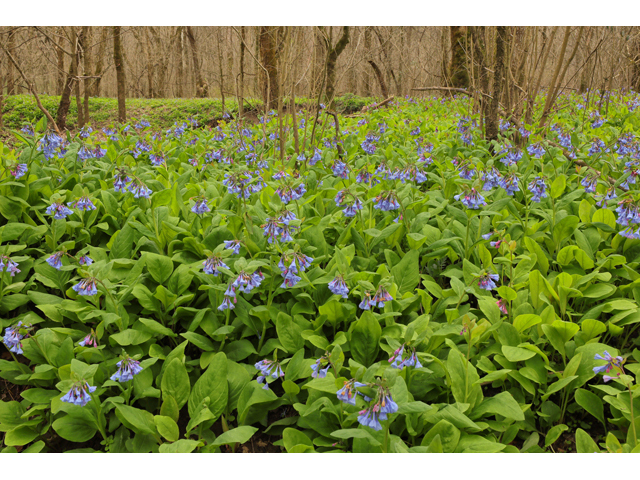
xmin=0 ymin=93 xmax=376 ymax=133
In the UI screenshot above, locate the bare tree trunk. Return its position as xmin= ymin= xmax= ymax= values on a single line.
xmin=92 ymin=27 xmax=107 ymax=97
xmin=81 ymin=26 xmax=92 ymax=125
xmin=323 ymin=26 xmax=350 ymax=109
xmin=580 ymin=27 xmax=594 ymax=93
xmin=216 ymin=27 xmax=226 ymax=112
xmin=311 ymin=27 xmax=325 ymax=98
xmin=259 ymin=26 xmax=279 ymax=111
xmin=175 ymin=27 xmax=183 ymax=98
xmin=56 ymin=28 xmax=78 ymax=131
xmin=149 ymin=27 xmax=167 ymax=98
xmin=239 ymin=26 xmax=246 ymax=118
xmin=6 ymin=29 xmax=16 ymax=95
xmin=144 ymin=27 xmax=157 ymax=98
xmin=486 ymin=26 xmax=508 ymax=143
xmin=368 ymin=60 xmax=389 ymax=98
xmin=363 ymin=27 xmax=372 ymax=96
xmin=56 ymin=27 xmax=65 ymax=95
xmin=186 ymin=26 xmax=207 ymax=97
xmin=449 ymin=26 xmax=469 ymax=89
xmin=113 ymin=26 xmax=126 ymax=123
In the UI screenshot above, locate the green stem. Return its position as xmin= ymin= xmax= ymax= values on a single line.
xmin=383 ymin=421 xmax=389 ymax=453
xmin=629 ymin=384 xmax=637 ymax=448
xmin=219 ymin=309 xmax=231 ymax=352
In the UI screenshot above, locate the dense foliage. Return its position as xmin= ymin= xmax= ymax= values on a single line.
xmin=1 ymin=92 xmax=640 ymax=453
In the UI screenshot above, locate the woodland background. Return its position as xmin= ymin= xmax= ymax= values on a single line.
xmin=0 ymin=26 xmax=639 ymax=134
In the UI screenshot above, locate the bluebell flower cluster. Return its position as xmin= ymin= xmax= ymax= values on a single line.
xmin=202 ymin=255 xmax=229 ymax=276
xmin=310 ymin=358 xmax=330 ymax=378
xmin=68 ymin=196 xmax=96 ymax=211
xmin=61 ymin=382 xmax=96 ymax=407
xmin=0 ymin=256 xmax=21 ymax=277
xmin=275 ymin=183 xmax=306 ymax=204
xmin=79 ymin=126 xmax=93 ymax=139
xmin=79 ymin=331 xmax=97 ymax=347
xmin=113 ymin=170 xmax=132 ymax=192
xmin=47 ymin=251 xmax=65 ymax=270
xmin=37 ymin=131 xmax=66 ymax=160
xmin=454 ymin=188 xmax=486 ymax=209
xmin=482 ymin=167 xmax=502 ymax=191
xmin=132 ymin=141 xmax=152 ymax=158
xmin=128 ymin=180 xmax=152 ymax=199
xmin=21 ymin=124 xmax=34 ymax=136
xmin=527 ymin=142 xmax=546 ymax=158
xmin=72 ymin=277 xmax=98 ymax=296
xmin=9 ymin=163 xmax=28 ymax=179
xmin=359 ymin=285 xmax=393 ymax=310
xmin=223 ymin=240 xmax=241 ymax=255
xmin=527 ymin=177 xmax=548 ymax=202
xmin=150 ymin=152 xmax=166 ymax=166
xmin=337 ymin=379 xmax=367 ymax=405
xmin=254 ymin=359 xmax=284 ymax=390
xmin=47 ymin=202 xmax=74 ymax=219
xmin=499 ymin=173 xmax=520 ymax=196
xmin=477 ymin=272 xmax=499 ymax=291
xmin=389 ymin=345 xmax=423 ymax=370
xmin=262 ymin=216 xmax=297 ymax=244
xmin=328 ymin=275 xmax=349 ymax=298
xmin=278 ymin=252 xmax=313 ymax=289
xmin=357 ymin=390 xmax=398 ymax=431
xmin=111 ymin=357 xmax=144 ymax=382
xmin=191 ymin=198 xmax=210 ymax=215
xmin=2 ymin=322 xmax=25 ymax=354
xmin=374 ymin=191 xmax=401 ymax=211
xmin=593 ymin=351 xmax=624 ymax=382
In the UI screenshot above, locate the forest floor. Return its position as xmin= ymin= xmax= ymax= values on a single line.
xmin=0 ymin=93 xmax=375 ymax=147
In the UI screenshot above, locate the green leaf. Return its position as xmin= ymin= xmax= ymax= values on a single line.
xmin=513 ymin=314 xmax=542 ymax=333
xmin=330 ymin=428 xmax=382 ymax=446
xmin=502 ymin=345 xmax=536 ymax=362
xmin=115 ymin=404 xmax=158 ymax=437
xmin=575 ymin=388 xmax=605 ymax=425
xmin=154 ymin=415 xmax=179 ymax=442
xmin=158 ymin=439 xmax=202 ymax=453
xmin=145 ymin=253 xmax=174 ymax=284
xmin=542 ymin=376 xmax=578 ymax=401
xmin=421 ymin=419 xmax=460 ymax=453
xmin=275 ymin=312 xmax=304 ymax=352
xmin=161 ymin=359 xmax=191 ymax=409
xmin=550 ymin=175 xmax=566 ymax=199
xmin=575 ymin=428 xmax=600 ymax=453
xmin=188 ymin=352 xmax=228 ymax=419
xmin=397 ymin=401 xmax=432 ymax=415
xmin=350 ymin=311 xmax=381 ymax=367
xmin=110 ymin=223 xmax=134 ymax=260
xmin=544 ymin=424 xmax=568 ymax=447
xmin=391 ymin=249 xmax=420 ymax=295
xmin=110 ymin=329 xmax=152 ymax=346
xmin=211 ymin=426 xmax=259 ymax=446
xmin=4 ymin=426 xmax=40 ymax=446
xmin=52 ymin=414 xmax=97 ymax=443
xmin=447 ymin=348 xmax=483 ymax=409
xmin=472 ymin=391 xmax=524 ymax=421
xmin=283 ymin=428 xmax=315 ymax=452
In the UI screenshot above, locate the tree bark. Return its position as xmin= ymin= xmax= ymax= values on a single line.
xmin=485 ymin=26 xmax=508 ymax=143
xmin=449 ymin=26 xmax=469 ymax=89
xmin=75 ymin=27 xmax=86 ymax=127
xmin=239 ymin=26 xmax=246 ymax=118
xmin=175 ymin=27 xmax=183 ymax=98
xmin=56 ymin=27 xmax=65 ymax=95
xmin=113 ymin=26 xmax=126 ymax=123
xmin=363 ymin=27 xmax=372 ymax=96
xmin=186 ymin=26 xmax=208 ymax=97
xmin=56 ymin=28 xmax=78 ymax=131
xmin=6 ymin=29 xmax=16 ymax=95
xmin=259 ymin=26 xmax=279 ymax=110
xmin=323 ymin=26 xmax=350 ymax=109
xmin=92 ymin=27 xmax=107 ymax=97
xmin=368 ymin=60 xmax=389 ymax=98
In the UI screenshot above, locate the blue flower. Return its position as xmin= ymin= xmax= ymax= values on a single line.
xmin=9 ymin=163 xmax=28 ymax=179
xmin=454 ymin=188 xmax=486 ymax=209
xmin=127 ymin=181 xmax=152 ymax=199
xmin=47 ymin=252 xmax=64 ymax=270
xmin=202 ymin=255 xmax=229 ymax=276
xmin=328 ymin=275 xmax=349 ymax=298
xmin=114 ymin=171 xmax=131 ymax=192
xmin=110 ymin=357 xmax=144 ymax=382
xmin=357 ymin=407 xmax=383 ymax=431
xmin=68 ymin=196 xmax=96 ymax=211
xmin=337 ymin=379 xmax=367 ymax=406
xmin=527 ymin=177 xmax=548 ymax=202
xmin=0 ymin=256 xmax=20 ymax=277
xmin=2 ymin=322 xmax=25 ymax=354
xmin=218 ymin=295 xmax=236 ymax=311
xmin=78 ymin=255 xmax=93 ymax=266
xmin=72 ymin=278 xmax=98 ymax=296
xmin=191 ymin=199 xmax=210 ymax=215
xmin=593 ymin=351 xmax=624 ymax=375
xmin=224 ymin=240 xmax=241 ymax=255
xmin=310 ymin=359 xmax=330 ymax=379
xmin=46 ymin=202 xmax=74 ymax=219
xmin=478 ymin=272 xmax=499 ymax=291
xmin=61 ymin=382 xmax=96 ymax=407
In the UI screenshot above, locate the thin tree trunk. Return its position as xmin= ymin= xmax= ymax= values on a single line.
xmin=323 ymin=26 xmax=350 ymax=109
xmin=363 ymin=27 xmax=372 ymax=96
xmin=92 ymin=27 xmax=107 ymax=97
xmin=486 ymin=26 xmax=508 ymax=143
xmin=56 ymin=27 xmax=65 ymax=95
xmin=259 ymin=26 xmax=279 ymax=111
xmin=6 ymin=29 xmax=16 ymax=95
xmin=239 ymin=26 xmax=246 ymax=118
xmin=216 ymin=27 xmax=226 ymax=112
xmin=56 ymin=28 xmax=78 ymax=131
xmin=113 ymin=26 xmax=126 ymax=123
xmin=449 ymin=26 xmax=469 ymax=89
xmin=81 ymin=26 xmax=92 ymax=125
xmin=175 ymin=27 xmax=183 ymax=98
xmin=186 ymin=26 xmax=207 ymax=97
